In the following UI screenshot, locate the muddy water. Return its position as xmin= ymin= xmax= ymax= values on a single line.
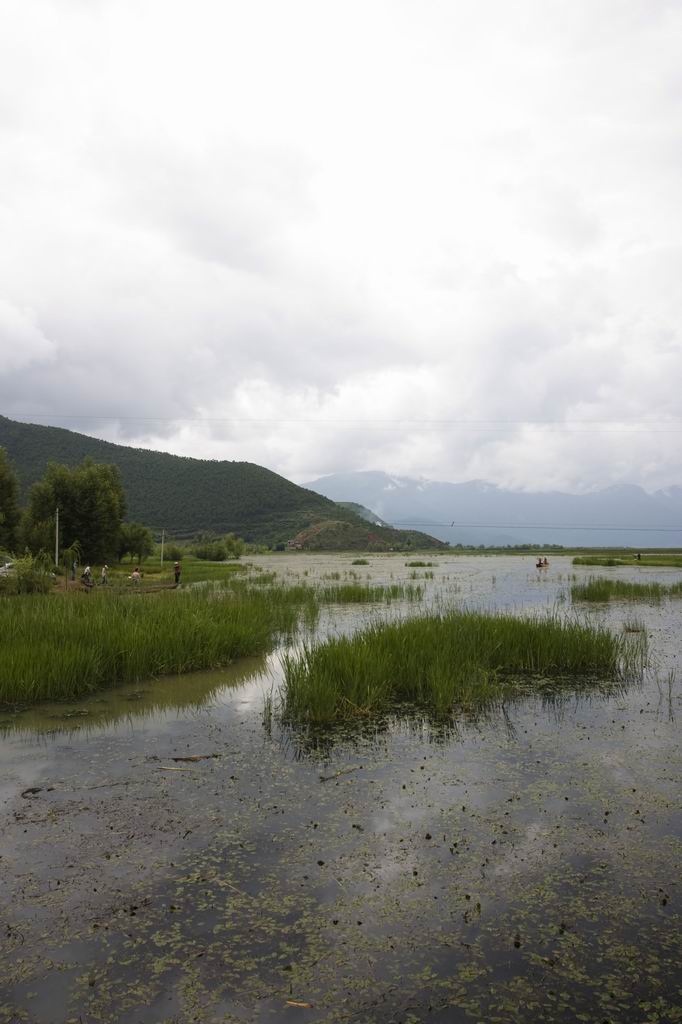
xmin=1 ymin=555 xmax=682 ymax=1023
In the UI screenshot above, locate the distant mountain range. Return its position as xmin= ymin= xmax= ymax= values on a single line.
xmin=306 ymin=471 xmax=682 ymax=547
xmin=0 ymin=416 xmax=443 ymax=550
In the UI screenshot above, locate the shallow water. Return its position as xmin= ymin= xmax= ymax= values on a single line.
xmin=1 ymin=555 xmax=681 ymax=1023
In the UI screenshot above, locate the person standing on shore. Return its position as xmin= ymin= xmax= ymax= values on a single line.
xmin=174 ymin=561 xmax=181 ymax=586
xmin=101 ymin=564 xmax=109 ymax=585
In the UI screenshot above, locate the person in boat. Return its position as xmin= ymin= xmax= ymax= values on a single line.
xmin=543 ymin=557 xmax=549 ymax=566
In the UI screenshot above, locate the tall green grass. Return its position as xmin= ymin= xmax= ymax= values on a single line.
xmin=0 ymin=582 xmax=309 ymax=705
xmin=281 ymin=611 xmax=646 ymax=724
xmin=573 ymin=555 xmax=682 ymax=568
xmin=571 ymin=577 xmax=682 ymax=603
xmin=318 ymin=583 xmax=423 ymax=603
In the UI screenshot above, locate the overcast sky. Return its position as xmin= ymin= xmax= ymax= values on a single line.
xmin=1 ymin=0 xmax=681 ymax=492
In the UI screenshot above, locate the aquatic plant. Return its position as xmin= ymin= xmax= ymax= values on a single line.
xmin=0 ymin=580 xmax=316 ymax=705
xmin=281 ymin=610 xmax=646 ymax=724
xmin=571 ymin=577 xmax=682 ymax=603
xmin=573 ymin=554 xmax=682 ymax=568
xmin=317 ymin=583 xmax=423 ymax=604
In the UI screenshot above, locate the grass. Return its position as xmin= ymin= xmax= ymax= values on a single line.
xmin=317 ymin=583 xmax=423 ymax=604
xmin=78 ymin=557 xmax=248 ymax=590
xmin=0 ymin=567 xmax=433 ymax=705
xmin=571 ymin=577 xmax=682 ymax=603
xmin=281 ymin=610 xmax=646 ymax=724
xmin=405 ymin=561 xmax=435 ymax=567
xmin=573 ymin=554 xmax=682 ymax=568
xmin=351 ymin=558 xmax=369 ymax=565
xmin=0 ymin=580 xmax=313 ymax=705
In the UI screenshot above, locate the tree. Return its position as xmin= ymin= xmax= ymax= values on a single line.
xmin=23 ymin=458 xmax=127 ymax=563
xmin=0 ymin=447 xmax=21 ymax=553
xmin=118 ymin=522 xmax=154 ymax=563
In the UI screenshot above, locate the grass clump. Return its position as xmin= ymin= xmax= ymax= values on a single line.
xmin=351 ymin=558 xmax=369 ymax=565
xmin=281 ymin=610 xmax=646 ymax=724
xmin=318 ymin=583 xmax=423 ymax=604
xmin=0 ymin=581 xmax=314 ymax=705
xmin=405 ymin=560 xmax=435 ymax=567
xmin=571 ymin=577 xmax=682 ymax=603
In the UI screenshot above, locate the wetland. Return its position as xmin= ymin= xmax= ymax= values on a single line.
xmin=1 ymin=553 xmax=682 ymax=1023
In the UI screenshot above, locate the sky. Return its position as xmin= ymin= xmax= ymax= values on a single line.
xmin=1 ymin=0 xmax=681 ymax=493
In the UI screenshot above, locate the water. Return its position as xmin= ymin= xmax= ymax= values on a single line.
xmin=1 ymin=555 xmax=681 ymax=1023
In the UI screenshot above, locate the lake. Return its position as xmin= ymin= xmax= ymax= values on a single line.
xmin=1 ymin=554 xmax=681 ymax=1023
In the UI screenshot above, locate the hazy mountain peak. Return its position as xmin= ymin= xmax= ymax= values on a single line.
xmin=305 ymin=470 xmax=682 ymax=547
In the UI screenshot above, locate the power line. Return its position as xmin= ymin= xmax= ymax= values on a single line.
xmin=397 ymin=522 xmax=682 ymax=532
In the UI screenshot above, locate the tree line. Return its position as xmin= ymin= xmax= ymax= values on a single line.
xmin=0 ymin=448 xmax=154 ymax=564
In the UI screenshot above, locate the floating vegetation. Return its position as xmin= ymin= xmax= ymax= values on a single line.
xmin=351 ymin=558 xmax=369 ymax=565
xmin=572 ymin=577 xmax=682 ymax=603
xmin=281 ymin=610 xmax=646 ymax=724
xmin=405 ymin=560 xmax=435 ymax=567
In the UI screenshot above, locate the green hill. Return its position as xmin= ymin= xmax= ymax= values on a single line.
xmin=0 ymin=416 xmax=445 ymax=549
xmin=336 ymin=501 xmax=391 ymax=528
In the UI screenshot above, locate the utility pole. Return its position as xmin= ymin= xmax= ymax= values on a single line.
xmin=55 ymin=506 xmax=59 ymax=568
xmin=160 ymin=528 xmax=165 ymax=567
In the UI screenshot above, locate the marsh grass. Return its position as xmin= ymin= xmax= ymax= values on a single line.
xmin=317 ymin=583 xmax=423 ymax=604
xmin=351 ymin=558 xmax=369 ymax=565
xmin=0 ymin=581 xmax=312 ymax=705
xmin=573 ymin=555 xmax=682 ymax=568
xmin=281 ymin=610 xmax=646 ymax=724
xmin=405 ymin=561 xmax=435 ymax=567
xmin=571 ymin=577 xmax=682 ymax=603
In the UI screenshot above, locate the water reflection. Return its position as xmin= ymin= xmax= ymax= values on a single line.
xmin=0 ymin=655 xmax=267 ymax=739
xmin=276 ymin=675 xmax=630 ymax=759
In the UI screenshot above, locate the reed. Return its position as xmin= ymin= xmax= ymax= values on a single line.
xmin=0 ymin=581 xmax=312 ymax=705
xmin=571 ymin=577 xmax=682 ymax=603
xmin=573 ymin=555 xmax=682 ymax=568
xmin=317 ymin=583 xmax=423 ymax=603
xmin=281 ymin=610 xmax=646 ymax=724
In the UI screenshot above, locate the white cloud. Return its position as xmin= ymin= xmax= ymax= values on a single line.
xmin=0 ymin=300 xmax=56 ymax=372
xmin=0 ymin=0 xmax=680 ymax=491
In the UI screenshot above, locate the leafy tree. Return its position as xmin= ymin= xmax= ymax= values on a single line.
xmin=0 ymin=447 xmax=20 ymax=552
xmin=192 ymin=532 xmax=245 ymax=561
xmin=118 ymin=522 xmax=154 ymax=563
xmin=23 ymin=458 xmax=126 ymax=563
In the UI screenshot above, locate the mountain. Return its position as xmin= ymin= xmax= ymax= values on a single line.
xmin=305 ymin=471 xmax=682 ymax=548
xmin=335 ymin=501 xmax=391 ymax=528
xmin=0 ymin=416 xmax=444 ymax=549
